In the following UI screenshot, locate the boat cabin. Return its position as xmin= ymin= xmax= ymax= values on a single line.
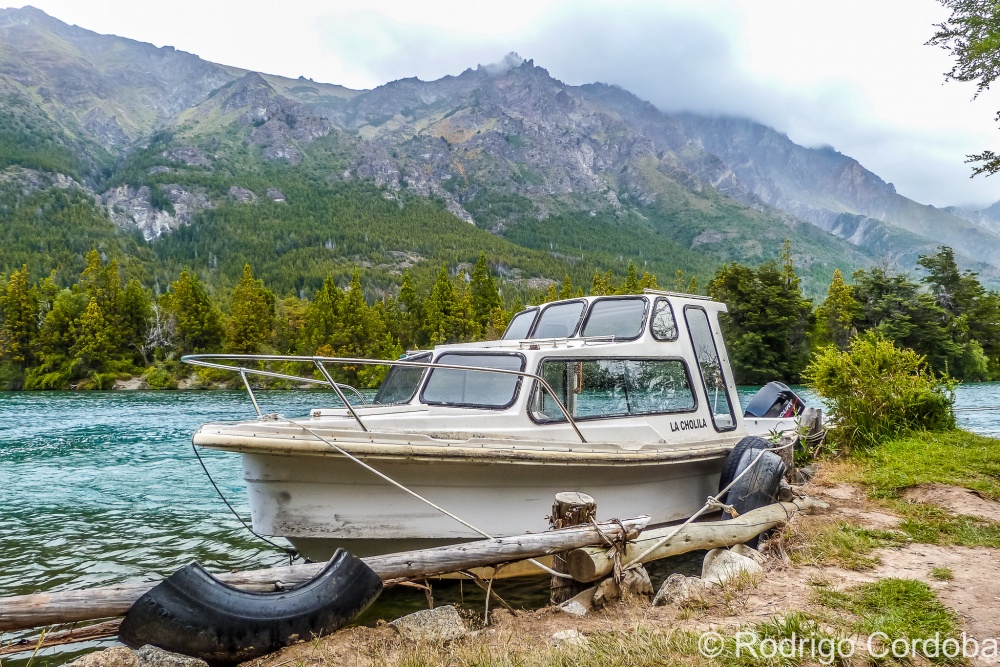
xmin=311 ymin=290 xmax=745 ymax=445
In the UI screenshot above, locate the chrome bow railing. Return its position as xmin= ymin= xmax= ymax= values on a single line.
xmin=181 ymin=353 xmax=588 ymax=443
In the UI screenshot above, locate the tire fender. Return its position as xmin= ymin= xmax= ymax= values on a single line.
xmin=721 ymin=449 xmax=786 ymax=548
xmin=119 ymin=549 xmax=382 ymax=665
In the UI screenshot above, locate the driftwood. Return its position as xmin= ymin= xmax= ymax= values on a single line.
xmin=566 ymin=497 xmax=825 ymax=582
xmin=0 ymin=516 xmax=648 ymax=633
xmin=0 ymin=620 xmax=122 ymax=657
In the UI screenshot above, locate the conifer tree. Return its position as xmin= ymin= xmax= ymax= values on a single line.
xmin=423 ymin=265 xmax=456 ymax=345
xmin=815 ymin=269 xmax=858 ymax=350
xmin=397 ymin=271 xmax=421 ymax=348
xmin=299 ymin=275 xmax=343 ymax=354
xmin=225 ymin=264 xmax=275 ymax=354
xmin=166 ymin=270 xmax=223 ymax=354
xmin=558 ymin=274 xmax=574 ymax=299
xmin=620 ymin=262 xmax=641 ymax=294
xmin=470 ymin=253 xmax=502 ymax=329
xmin=73 ymin=297 xmax=111 ymax=372
xmin=0 ymin=266 xmax=39 ymax=367
xmin=121 ymin=279 xmax=153 ymax=363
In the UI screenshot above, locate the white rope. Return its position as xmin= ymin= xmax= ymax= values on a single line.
xmin=622 ymin=439 xmax=795 ymax=570
xmin=284 ymin=418 xmax=576 ymax=579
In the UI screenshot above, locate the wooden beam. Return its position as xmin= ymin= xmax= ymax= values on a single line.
xmin=0 ymin=516 xmax=648 ymax=633
xmin=566 ymin=498 xmax=824 ymax=582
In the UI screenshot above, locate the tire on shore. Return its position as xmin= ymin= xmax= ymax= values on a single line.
xmin=720 ymin=448 xmax=786 ymax=549
xmin=119 ymin=548 xmax=382 ymax=665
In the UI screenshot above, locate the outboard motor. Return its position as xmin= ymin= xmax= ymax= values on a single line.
xmin=743 ymin=381 xmax=805 ymax=419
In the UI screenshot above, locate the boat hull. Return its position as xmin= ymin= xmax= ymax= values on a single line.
xmin=241 ymin=451 xmax=726 ymax=560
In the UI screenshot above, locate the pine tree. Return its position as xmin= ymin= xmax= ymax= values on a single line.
xmin=0 ymin=266 xmax=39 ymax=367
xmin=299 ymin=275 xmax=343 ymax=354
xmin=121 ymin=279 xmax=153 ymax=363
xmin=73 ymin=297 xmax=111 ymax=371
xmin=620 ymin=262 xmax=641 ymax=294
xmin=225 ymin=264 xmax=275 ymax=354
xmin=423 ymin=265 xmax=456 ymax=345
xmin=167 ymin=270 xmax=223 ymax=354
xmin=558 ymin=274 xmax=574 ymax=299
xmin=815 ymin=269 xmax=858 ymax=350
xmin=470 ymin=253 xmax=502 ymax=329
xmin=397 ymin=271 xmax=421 ymax=348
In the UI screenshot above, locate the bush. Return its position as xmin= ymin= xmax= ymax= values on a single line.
xmin=804 ymin=332 xmax=955 ymax=451
xmin=143 ymin=365 xmax=178 ymax=389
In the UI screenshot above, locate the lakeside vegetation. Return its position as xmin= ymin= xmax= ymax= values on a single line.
xmin=1 ymin=239 xmax=999 ymax=390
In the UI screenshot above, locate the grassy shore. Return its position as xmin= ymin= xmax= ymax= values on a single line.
xmin=240 ymin=428 xmax=1000 ymax=667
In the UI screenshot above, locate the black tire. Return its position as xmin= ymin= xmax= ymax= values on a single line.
xmin=718 ymin=435 xmax=774 ymax=500
xmin=119 ymin=549 xmax=382 ymax=665
xmin=721 ymin=449 xmax=787 ymax=548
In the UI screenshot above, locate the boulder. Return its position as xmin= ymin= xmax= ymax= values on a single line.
xmin=730 ymin=544 xmax=767 ymax=565
xmin=550 ymin=629 xmax=587 ymax=648
xmin=651 ymin=573 xmax=707 ymax=607
xmin=67 ymin=647 xmax=138 ymax=667
xmin=135 ymin=646 xmax=208 ymax=667
xmin=702 ymin=548 xmax=763 ymax=586
xmin=390 ymin=605 xmax=467 ymax=642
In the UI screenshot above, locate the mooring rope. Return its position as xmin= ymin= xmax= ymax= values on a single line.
xmin=191 ymin=441 xmax=299 ymax=564
xmin=622 ymin=439 xmax=795 ymax=571
xmin=283 ymin=417 xmax=577 ymax=579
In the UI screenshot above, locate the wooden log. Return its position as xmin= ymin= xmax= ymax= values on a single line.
xmin=566 ymin=497 xmax=825 ymax=583
xmin=0 ymin=620 xmax=122 ymax=657
xmin=548 ymin=492 xmax=596 ymax=604
xmin=0 ymin=516 xmax=648 ymax=633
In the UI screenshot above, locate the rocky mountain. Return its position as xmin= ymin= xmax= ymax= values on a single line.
xmin=1 ymin=5 xmax=997 ymax=294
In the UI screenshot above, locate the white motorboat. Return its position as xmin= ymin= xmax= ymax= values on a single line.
xmin=185 ymin=289 xmax=802 ymax=560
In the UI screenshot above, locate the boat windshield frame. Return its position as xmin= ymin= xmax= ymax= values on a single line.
xmin=419 ymin=351 xmax=527 ymax=410
xmin=527 ymin=355 xmax=699 ymax=424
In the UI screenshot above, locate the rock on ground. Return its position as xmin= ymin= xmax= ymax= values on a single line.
xmin=67 ymin=646 xmax=138 ymax=667
xmin=550 ymin=629 xmax=587 ymax=647
xmin=390 ymin=605 xmax=468 ymax=642
xmin=67 ymin=646 xmax=207 ymax=667
xmin=702 ymin=548 xmax=763 ymax=586
xmin=652 ymin=573 xmax=707 ymax=607
xmin=134 ymin=646 xmax=208 ymax=667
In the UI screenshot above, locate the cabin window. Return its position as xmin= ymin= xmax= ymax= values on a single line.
xmin=581 ymin=298 xmax=647 ymax=339
xmin=651 ymin=298 xmax=678 ymax=341
xmin=502 ymin=309 xmax=537 ymax=340
xmin=531 ymin=358 xmax=696 ymax=422
xmin=373 ymin=353 xmax=431 ymax=405
xmin=530 ymin=301 xmax=585 ymax=339
xmin=684 ymin=307 xmax=736 ymax=431
xmin=421 ymin=353 xmax=524 ymax=409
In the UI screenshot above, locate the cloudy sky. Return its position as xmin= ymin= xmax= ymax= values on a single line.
xmin=5 ymin=0 xmax=1000 ymax=207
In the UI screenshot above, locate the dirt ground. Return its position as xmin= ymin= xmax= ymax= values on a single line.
xmin=246 ymin=469 xmax=1000 ymax=667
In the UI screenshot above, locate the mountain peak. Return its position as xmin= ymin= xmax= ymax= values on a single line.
xmin=478 ymin=52 xmax=525 ymax=76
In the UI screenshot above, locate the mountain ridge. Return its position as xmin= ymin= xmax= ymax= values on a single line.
xmin=1 ymin=5 xmax=997 ymax=294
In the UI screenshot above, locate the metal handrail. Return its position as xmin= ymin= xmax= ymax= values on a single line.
xmin=181 ymin=353 xmax=588 ymax=443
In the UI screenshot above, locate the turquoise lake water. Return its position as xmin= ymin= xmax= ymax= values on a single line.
xmin=2 ymin=384 xmax=998 ymax=662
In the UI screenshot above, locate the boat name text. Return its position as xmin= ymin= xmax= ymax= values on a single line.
xmin=670 ymin=418 xmax=708 ymax=432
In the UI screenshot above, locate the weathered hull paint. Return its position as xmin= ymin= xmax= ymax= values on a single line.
xmin=242 ymin=451 xmax=726 ymax=560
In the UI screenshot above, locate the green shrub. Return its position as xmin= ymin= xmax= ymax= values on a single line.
xmin=804 ymin=332 xmax=955 ymax=451
xmin=143 ymin=365 xmax=177 ymax=389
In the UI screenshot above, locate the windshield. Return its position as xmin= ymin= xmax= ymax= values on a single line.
xmin=421 ymin=353 xmax=524 ymax=408
xmin=372 ymin=353 xmax=431 ymax=405
xmin=531 ymin=301 xmax=585 ymax=339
